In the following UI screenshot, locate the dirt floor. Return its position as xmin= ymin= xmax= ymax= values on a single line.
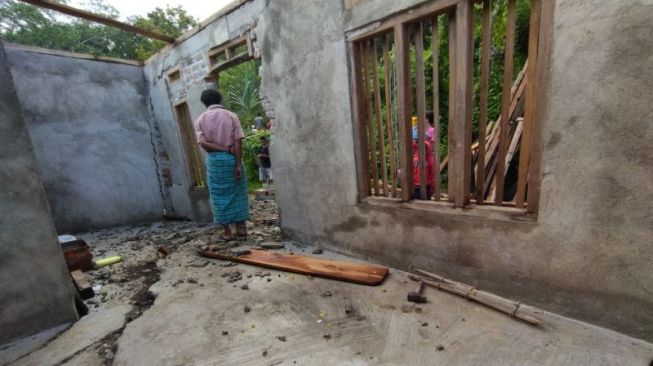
xmin=2 ymin=199 xmax=653 ymax=366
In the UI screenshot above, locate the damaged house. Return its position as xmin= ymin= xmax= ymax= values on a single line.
xmin=1 ymin=0 xmax=652 ymax=365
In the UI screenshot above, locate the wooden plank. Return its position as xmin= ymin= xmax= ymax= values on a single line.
xmin=431 ymin=17 xmax=441 ymax=201
xmin=494 ymin=0 xmax=516 ymax=205
xmin=527 ymin=0 xmax=556 ymax=213
xmin=447 ymin=12 xmax=457 ymax=203
xmin=516 ymin=0 xmax=541 ymax=208
xmin=371 ymin=38 xmax=389 ymax=197
xmin=382 ymin=33 xmax=398 ymax=198
xmin=18 ymin=0 xmax=175 ymax=43
xmin=451 ymin=0 xmax=474 ymax=207
xmin=475 ymin=0 xmax=492 ymax=204
xmin=71 ymin=270 xmax=94 ymax=299
xmin=415 ymin=23 xmax=428 ymax=200
xmin=395 ymin=24 xmax=413 ymax=202
xmin=199 ymin=249 xmax=389 ymax=286
xmin=363 ymin=41 xmax=380 ymax=195
xmin=350 ymin=41 xmax=371 ymax=199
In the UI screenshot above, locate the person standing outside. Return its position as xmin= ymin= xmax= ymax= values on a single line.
xmin=254 ymin=114 xmax=266 ymax=130
xmin=257 ymin=136 xmax=272 ymax=187
xmin=194 ymin=89 xmax=249 ymax=240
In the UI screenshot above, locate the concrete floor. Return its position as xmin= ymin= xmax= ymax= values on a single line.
xmin=2 ymin=201 xmax=652 ymax=366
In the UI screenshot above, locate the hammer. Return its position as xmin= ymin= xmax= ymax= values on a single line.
xmin=407 ymin=280 xmax=427 ymax=303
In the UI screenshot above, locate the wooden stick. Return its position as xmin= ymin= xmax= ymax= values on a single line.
xmin=359 ymin=42 xmax=374 ymax=194
xmin=351 ymin=42 xmax=371 ymax=198
xmin=515 ymin=0 xmax=541 ymax=208
xmin=494 ymin=0 xmax=517 ymax=205
xmin=447 ymin=12 xmax=457 ymax=203
xmin=364 ymin=41 xmax=380 ymax=196
xmin=19 ymin=0 xmax=175 ymax=43
xmin=431 ymin=17 xmax=441 ymax=201
xmin=371 ymin=38 xmax=389 ymax=197
xmin=382 ymin=34 xmax=397 ymax=198
xmin=395 ymin=24 xmax=413 ymax=202
xmin=475 ymin=0 xmax=492 ymax=204
xmin=410 ymin=270 xmax=542 ymax=326
xmin=415 ymin=23 xmax=428 ymax=200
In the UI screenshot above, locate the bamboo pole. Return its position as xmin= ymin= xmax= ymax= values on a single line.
xmin=411 ymin=269 xmax=542 ymax=326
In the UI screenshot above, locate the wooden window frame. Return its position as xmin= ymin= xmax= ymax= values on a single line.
xmin=173 ymin=99 xmax=207 ymax=190
xmin=207 ymin=31 xmax=256 ymax=75
xmin=347 ymin=0 xmax=555 ymax=219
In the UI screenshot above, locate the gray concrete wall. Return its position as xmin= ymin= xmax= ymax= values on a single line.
xmin=142 ymin=0 xmax=266 ymax=222
xmin=256 ymin=0 xmax=653 ymax=341
xmin=5 ymin=45 xmax=163 ymax=232
xmin=0 ymin=41 xmax=78 ymax=344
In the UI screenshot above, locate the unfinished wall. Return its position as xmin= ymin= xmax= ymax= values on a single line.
xmin=258 ymin=0 xmax=653 ymax=341
xmin=143 ymin=0 xmax=265 ymax=222
xmin=0 ymin=42 xmax=78 ymax=344
xmin=5 ymin=45 xmax=163 ymax=232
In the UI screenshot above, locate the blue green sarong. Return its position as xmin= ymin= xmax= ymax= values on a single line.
xmin=205 ymin=152 xmax=250 ymax=225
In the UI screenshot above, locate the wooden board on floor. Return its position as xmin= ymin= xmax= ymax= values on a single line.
xmin=71 ymin=270 xmax=94 ymax=299
xmin=198 ymin=249 xmax=389 ymax=286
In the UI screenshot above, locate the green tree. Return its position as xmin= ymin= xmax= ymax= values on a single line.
xmin=0 ymin=0 xmax=197 ymax=60
xmin=218 ymin=60 xmax=265 ymax=130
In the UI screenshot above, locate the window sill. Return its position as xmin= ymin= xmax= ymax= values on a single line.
xmin=359 ymin=196 xmax=536 ymax=223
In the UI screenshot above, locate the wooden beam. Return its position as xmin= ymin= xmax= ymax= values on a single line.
xmin=371 ymin=38 xmax=389 ymax=197
xmin=515 ymin=0 xmax=541 ymax=208
xmin=451 ymin=0 xmax=474 ymax=207
xmin=382 ymin=34 xmax=398 ymax=198
xmin=18 ymin=0 xmax=175 ymax=43
xmin=447 ymin=12 xmax=457 ymax=203
xmin=415 ymin=23 xmax=428 ymax=200
xmin=494 ymin=0 xmax=516 ymax=205
xmin=395 ymin=24 xmax=413 ymax=202
xmin=364 ymin=40 xmax=380 ymax=196
xmin=527 ymin=0 xmax=556 ymax=213
xmin=350 ymin=41 xmax=371 ymax=199
xmin=431 ymin=17 xmax=441 ymax=201
xmin=360 ymin=42 xmax=374 ymax=195
xmin=475 ymin=0 xmax=492 ymax=204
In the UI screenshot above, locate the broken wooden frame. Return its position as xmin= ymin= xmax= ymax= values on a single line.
xmin=18 ymin=0 xmax=176 ymax=43
xmin=207 ymin=31 xmax=256 ymax=75
xmin=173 ymin=100 xmax=207 ymax=189
xmin=348 ymin=0 xmax=551 ymax=214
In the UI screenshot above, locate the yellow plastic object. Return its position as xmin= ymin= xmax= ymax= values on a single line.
xmin=95 ymin=256 xmax=123 ymax=267
xmin=411 ymin=116 xmax=418 ymax=126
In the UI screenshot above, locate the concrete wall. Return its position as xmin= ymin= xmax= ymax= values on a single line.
xmin=143 ymin=0 xmax=266 ymax=222
xmin=0 ymin=41 xmax=78 ymax=344
xmin=5 ymin=45 xmax=163 ymax=232
xmin=256 ymin=0 xmax=653 ymax=341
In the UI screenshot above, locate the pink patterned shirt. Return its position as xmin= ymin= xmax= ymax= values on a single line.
xmin=194 ymin=105 xmax=245 ymax=147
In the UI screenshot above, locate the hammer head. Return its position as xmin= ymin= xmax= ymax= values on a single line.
xmin=407 ymin=292 xmax=427 ymax=303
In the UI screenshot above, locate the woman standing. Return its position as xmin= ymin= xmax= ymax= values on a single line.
xmin=194 ymin=89 xmax=249 ymax=240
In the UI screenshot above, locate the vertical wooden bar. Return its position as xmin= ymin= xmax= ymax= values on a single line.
xmin=364 ymin=40 xmax=380 ymax=196
xmin=359 ymin=42 xmax=374 ymax=195
xmin=447 ymin=12 xmax=457 ymax=203
xmin=383 ymin=33 xmax=397 ymax=198
xmin=451 ymin=0 xmax=474 ymax=207
xmin=415 ymin=22 xmax=428 ymax=200
xmin=475 ymin=0 xmax=492 ymax=204
xmin=527 ymin=0 xmax=555 ymax=213
xmin=371 ymin=38 xmax=389 ymax=196
xmin=515 ymin=0 xmax=541 ymax=208
xmin=395 ymin=24 xmax=413 ymax=202
xmin=431 ymin=17 xmax=441 ymax=201
xmin=350 ymin=41 xmax=371 ymax=199
xmin=494 ymin=0 xmax=516 ymax=205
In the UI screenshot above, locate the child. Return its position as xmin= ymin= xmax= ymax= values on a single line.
xmin=256 ymin=136 xmax=273 ymax=187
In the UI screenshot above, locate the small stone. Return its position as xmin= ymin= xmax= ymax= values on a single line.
xmin=104 ymin=350 xmax=115 ymax=360
xmin=323 ymin=334 xmax=331 ymax=340
xmin=262 ymin=349 xmax=268 ymax=357
xmin=461 ymin=318 xmax=466 ymax=322
xmin=312 ymin=248 xmax=323 ymax=255
xmin=241 ymin=284 xmax=249 ymax=290
xmin=267 ymin=278 xmax=272 ymax=282
xmin=222 ymin=330 xmax=229 ymax=336
xmin=277 ymin=336 xmax=286 ymax=342
xmin=436 ymin=344 xmax=445 ymax=351
xmin=244 ymin=305 xmax=251 ymax=313
xmin=421 ymin=321 xmax=428 ymax=327
xmin=187 ymin=278 xmax=198 ymax=284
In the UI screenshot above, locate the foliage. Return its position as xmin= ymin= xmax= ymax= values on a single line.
xmin=218 ymin=60 xmax=265 ymax=131
xmin=0 ymin=0 xmax=197 ymax=61
xmin=242 ymin=128 xmax=270 ymax=183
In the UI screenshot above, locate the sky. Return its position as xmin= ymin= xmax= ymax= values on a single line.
xmin=74 ymin=0 xmax=235 ymax=22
